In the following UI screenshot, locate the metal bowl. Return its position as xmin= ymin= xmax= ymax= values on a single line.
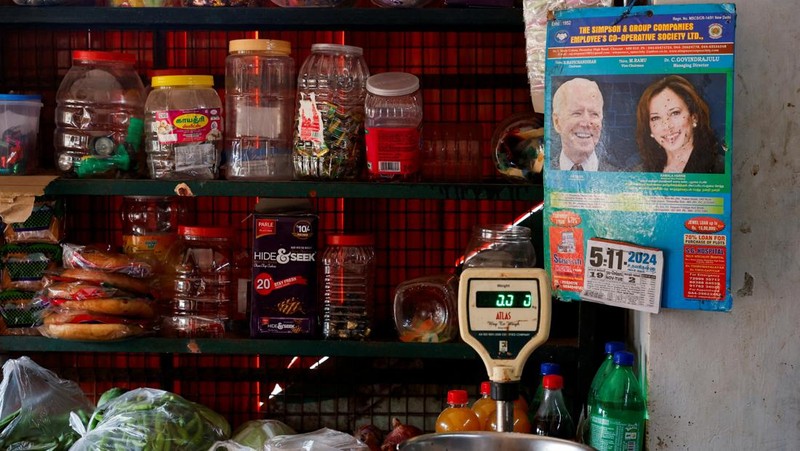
xmin=399 ymin=432 xmax=596 ymax=451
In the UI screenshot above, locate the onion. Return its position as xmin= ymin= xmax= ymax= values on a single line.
xmin=355 ymin=424 xmax=384 ymax=451
xmin=381 ymin=417 xmax=423 ymax=451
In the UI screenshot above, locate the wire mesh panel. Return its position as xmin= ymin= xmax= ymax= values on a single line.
xmin=0 ymin=17 xmax=612 ymax=436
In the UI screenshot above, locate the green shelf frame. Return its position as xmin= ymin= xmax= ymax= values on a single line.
xmin=0 ymin=336 xmax=577 ymax=359
xmin=0 ymin=6 xmax=524 ymax=32
xmin=43 ymin=178 xmax=542 ymax=200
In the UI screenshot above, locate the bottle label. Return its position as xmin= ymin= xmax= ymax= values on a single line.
xmin=152 ymin=108 xmax=222 ymax=144
xmin=589 ymin=415 xmax=644 ymax=451
xmin=365 ymin=126 xmax=421 ymax=178
xmin=295 ymin=93 xmax=327 ymax=156
xmin=123 ymin=234 xmax=176 ymax=260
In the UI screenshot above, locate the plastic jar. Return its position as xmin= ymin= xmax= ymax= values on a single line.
xmin=365 ymin=72 xmax=423 ymax=181
xmin=224 ymin=39 xmax=296 ymax=181
xmin=293 ymin=43 xmax=370 ymax=180
xmin=161 ymin=226 xmax=233 ymax=338
xmin=121 ymin=196 xmax=186 ymax=267
xmin=0 ymin=94 xmax=43 ymax=175
xmin=392 ymin=273 xmax=458 ymax=343
xmin=320 ymin=234 xmax=375 ymax=340
xmin=55 ymin=50 xmax=146 ymax=178
xmin=145 ymin=75 xmax=222 ymax=179
xmin=462 ymin=225 xmax=537 ymax=269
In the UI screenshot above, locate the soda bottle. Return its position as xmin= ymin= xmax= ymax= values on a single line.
xmin=588 ymin=351 xmax=646 ymax=451
xmin=532 ymin=362 xmax=562 ymax=408
xmin=471 ymin=381 xmax=495 ymax=430
xmin=581 ymin=341 xmax=626 ymax=443
xmin=435 ymin=390 xmax=482 ymax=433
xmin=532 ymin=374 xmax=575 ymax=439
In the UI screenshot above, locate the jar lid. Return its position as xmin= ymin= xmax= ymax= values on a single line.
xmin=151 ymin=75 xmax=215 ymax=88
xmin=179 ymin=225 xmax=231 ymax=239
xmin=367 ymin=72 xmax=419 ymax=97
xmin=0 ymin=94 xmax=42 ymax=103
xmin=72 ymin=50 xmax=136 ymax=65
xmin=326 ymin=234 xmax=374 ymax=247
xmin=229 ymin=39 xmax=291 ymax=55
xmin=311 ymin=43 xmax=363 ymax=57
xmin=147 ymin=68 xmax=204 ymax=79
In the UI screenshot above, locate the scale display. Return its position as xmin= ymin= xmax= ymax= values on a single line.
xmin=475 ymin=291 xmax=533 ymax=309
xmin=458 ymin=267 xmax=551 ymax=383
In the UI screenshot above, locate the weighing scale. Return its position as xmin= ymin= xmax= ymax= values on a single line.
xmin=458 ymin=267 xmax=551 ymax=432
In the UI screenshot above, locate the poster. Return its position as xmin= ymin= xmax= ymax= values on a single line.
xmin=543 ymin=4 xmax=736 ymax=311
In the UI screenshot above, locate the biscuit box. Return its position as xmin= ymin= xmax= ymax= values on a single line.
xmin=250 ymin=212 xmax=318 ymax=338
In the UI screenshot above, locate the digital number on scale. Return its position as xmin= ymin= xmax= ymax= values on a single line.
xmin=582 ymin=238 xmax=664 ymax=314
xmin=475 ymin=291 xmax=533 ymax=309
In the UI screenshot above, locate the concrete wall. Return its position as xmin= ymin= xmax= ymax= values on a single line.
xmin=641 ymin=0 xmax=800 ymax=449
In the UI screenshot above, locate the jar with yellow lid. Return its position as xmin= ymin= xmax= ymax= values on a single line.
xmin=144 ymin=74 xmax=223 ymax=179
xmin=225 ymin=39 xmax=295 ymax=180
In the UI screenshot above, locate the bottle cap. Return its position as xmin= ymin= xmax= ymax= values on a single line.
xmin=613 ymin=350 xmax=635 ymax=366
xmin=542 ymin=374 xmax=563 ymax=390
xmin=178 ymin=226 xmax=231 ymax=239
xmin=151 ymin=75 xmax=214 ymax=88
xmin=367 ymin=72 xmax=420 ymax=97
xmin=447 ymin=389 xmax=469 ymax=405
xmin=480 ymin=381 xmax=491 ymax=396
xmin=229 ymin=39 xmax=291 ymax=55
xmin=311 ymin=43 xmax=363 ymax=56
xmin=605 ymin=341 xmax=626 ymax=355
xmin=540 ymin=362 xmax=561 ymax=376
xmin=326 ymin=234 xmax=374 ymax=247
xmin=73 ymin=50 xmax=136 ymax=65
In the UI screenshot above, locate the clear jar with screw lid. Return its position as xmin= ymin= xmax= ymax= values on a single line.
xmin=161 ymin=225 xmax=233 ymax=338
xmin=225 ymin=39 xmax=295 ymax=181
xmin=320 ymin=233 xmax=376 ymax=340
xmin=462 ymin=225 xmax=537 ymax=269
xmin=365 ymin=71 xmax=423 ymax=181
xmin=145 ymin=75 xmax=223 ymax=179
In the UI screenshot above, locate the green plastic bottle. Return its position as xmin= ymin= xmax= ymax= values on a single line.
xmin=588 ymin=351 xmax=646 ymax=451
xmin=587 ymin=341 xmax=626 ymax=413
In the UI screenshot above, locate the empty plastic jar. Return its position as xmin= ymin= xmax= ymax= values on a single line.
xmin=462 ymin=225 xmax=537 ymax=269
xmin=293 ymin=43 xmax=370 ymax=180
xmin=320 ymin=234 xmax=375 ymax=340
xmin=161 ymin=226 xmax=233 ymax=338
xmin=55 ymin=50 xmax=146 ymax=178
xmin=365 ymin=72 xmax=423 ymax=181
xmin=225 ymin=39 xmax=296 ymax=180
xmin=145 ymin=75 xmax=222 ymax=179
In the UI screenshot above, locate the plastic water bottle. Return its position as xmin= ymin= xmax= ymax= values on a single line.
xmin=532 ymin=374 xmax=575 ymax=439
xmin=532 ymin=362 xmax=562 ymax=408
xmin=581 ymin=341 xmax=627 ymax=443
xmin=588 ymin=351 xmax=646 ymax=451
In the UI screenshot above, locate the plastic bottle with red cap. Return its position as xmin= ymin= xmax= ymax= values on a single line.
xmin=55 ymin=50 xmax=146 ymax=178
xmin=320 ymin=234 xmax=375 ymax=340
xmin=161 ymin=225 xmax=234 ymax=338
xmin=532 ymin=374 xmax=575 ymax=439
xmin=435 ymin=389 xmax=482 ymax=433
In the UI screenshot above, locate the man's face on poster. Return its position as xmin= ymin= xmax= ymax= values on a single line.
xmin=553 ymin=81 xmax=604 ymax=164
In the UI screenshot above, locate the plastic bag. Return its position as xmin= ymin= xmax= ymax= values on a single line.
xmin=0 ymin=356 xmax=94 ymax=450
xmin=265 ymin=428 xmax=369 ymax=451
xmin=208 ymin=440 xmax=258 ymax=451
xmin=70 ymin=387 xmax=231 ymax=451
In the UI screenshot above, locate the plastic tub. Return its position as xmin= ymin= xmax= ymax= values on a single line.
xmin=0 ymin=94 xmax=43 ymax=175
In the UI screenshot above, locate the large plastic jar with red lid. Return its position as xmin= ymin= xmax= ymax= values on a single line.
xmin=320 ymin=233 xmax=375 ymax=340
xmin=55 ymin=50 xmax=146 ymax=178
xmin=161 ymin=225 xmax=233 ymax=338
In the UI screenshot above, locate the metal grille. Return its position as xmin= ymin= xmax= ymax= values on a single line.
xmin=0 ymin=23 xmax=608 ymax=434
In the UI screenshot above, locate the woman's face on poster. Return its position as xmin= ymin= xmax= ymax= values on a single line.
xmin=648 ymin=87 xmax=697 ymax=154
